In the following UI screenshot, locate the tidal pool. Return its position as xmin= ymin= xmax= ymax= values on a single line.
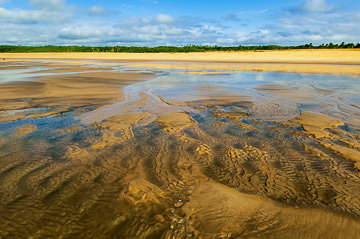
xmin=0 ymin=60 xmax=360 ymax=238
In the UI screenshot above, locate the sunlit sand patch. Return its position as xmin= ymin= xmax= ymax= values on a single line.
xmin=339 ymin=138 xmax=360 ymax=150
xmin=320 ymin=143 xmax=360 ymax=170
xmin=295 ymin=111 xmax=344 ymax=129
xmin=225 ymin=145 xmax=270 ymax=164
xmin=292 ymin=111 xmax=360 ymax=170
xmin=121 ymin=178 xmax=168 ymax=205
xmin=178 ymin=133 xmax=198 ymax=143
xmin=237 ymin=121 xmax=256 ymax=130
xmin=226 ymin=146 xmax=247 ymax=159
xmin=94 ymin=112 xmax=151 ymax=131
xmin=196 ymin=144 xmax=211 ymax=155
xmin=210 ymin=110 xmax=257 ymax=130
xmin=91 ymin=112 xmax=151 ymax=149
xmin=293 ymin=111 xmax=344 ymax=139
xmin=11 ymin=124 xmax=37 ymax=137
xmin=156 ymin=112 xmax=196 ymax=134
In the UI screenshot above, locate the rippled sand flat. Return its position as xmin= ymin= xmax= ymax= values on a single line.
xmin=0 ymin=57 xmax=360 ymax=238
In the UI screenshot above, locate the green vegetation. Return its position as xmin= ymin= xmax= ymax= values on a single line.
xmin=0 ymin=42 xmax=359 ymax=53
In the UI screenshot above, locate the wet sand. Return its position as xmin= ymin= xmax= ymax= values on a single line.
xmin=0 ymin=62 xmax=154 ymax=122
xmin=0 ymin=58 xmax=360 ymax=238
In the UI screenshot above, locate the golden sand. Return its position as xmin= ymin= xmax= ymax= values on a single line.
xmin=1 ymin=49 xmax=360 ymax=63
xmin=90 ymin=112 xmax=151 ymax=149
xmin=321 ymin=143 xmax=360 ymax=170
xmin=294 ymin=111 xmax=344 ymax=139
xmin=156 ymin=112 xmax=196 ymax=133
xmin=2 ymin=49 xmax=360 ymax=76
xmin=290 ymin=111 xmax=360 ymax=170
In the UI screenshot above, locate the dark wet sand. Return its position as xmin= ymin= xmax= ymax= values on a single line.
xmin=1 ymin=60 xmax=360 ymax=238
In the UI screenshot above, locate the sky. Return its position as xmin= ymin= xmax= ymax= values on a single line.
xmin=0 ymin=0 xmax=359 ymax=46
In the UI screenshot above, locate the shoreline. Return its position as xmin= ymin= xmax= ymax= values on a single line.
xmin=1 ymin=49 xmax=360 ymax=64
xmin=2 ymin=50 xmax=360 ymax=76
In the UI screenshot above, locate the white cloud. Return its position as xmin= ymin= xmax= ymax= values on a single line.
xmin=0 ymin=7 xmax=69 ymax=23
xmin=156 ymin=14 xmax=174 ymax=23
xmin=0 ymin=0 xmax=359 ymax=46
xmin=272 ymin=5 xmax=360 ymax=44
xmin=217 ymin=0 xmax=359 ymax=46
xmin=56 ymin=15 xmax=191 ymax=44
xmin=0 ymin=0 xmax=71 ymax=25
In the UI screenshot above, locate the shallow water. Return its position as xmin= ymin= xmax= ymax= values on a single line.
xmin=1 ymin=60 xmax=360 ymax=238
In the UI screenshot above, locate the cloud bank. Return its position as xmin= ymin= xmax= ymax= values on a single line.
xmin=0 ymin=0 xmax=359 ymax=46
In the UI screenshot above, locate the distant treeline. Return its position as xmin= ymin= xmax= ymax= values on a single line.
xmin=0 ymin=42 xmax=359 ymax=53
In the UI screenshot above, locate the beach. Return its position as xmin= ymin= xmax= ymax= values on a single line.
xmin=2 ymin=49 xmax=360 ymax=76
xmin=1 ymin=51 xmax=360 ymax=238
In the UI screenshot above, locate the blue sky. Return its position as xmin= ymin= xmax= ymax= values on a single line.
xmin=0 ymin=0 xmax=359 ymax=46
